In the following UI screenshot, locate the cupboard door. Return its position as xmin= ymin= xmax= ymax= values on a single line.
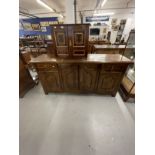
xmin=97 ymin=72 xmax=122 ymax=95
xmin=79 ymin=64 xmax=98 ymax=91
xmin=39 ymin=71 xmax=61 ymax=93
xmin=52 ymin=25 xmax=70 ymax=56
xmin=68 ymin=25 xmax=89 ymax=56
xmin=60 ymin=64 xmax=78 ymax=91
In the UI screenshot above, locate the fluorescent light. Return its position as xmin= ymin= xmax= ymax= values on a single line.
xmin=59 ymin=14 xmax=64 ymax=18
xmin=36 ymin=0 xmax=54 ymax=12
xmin=101 ymin=0 xmax=108 ymax=7
xmin=93 ymin=12 xmax=115 ymax=16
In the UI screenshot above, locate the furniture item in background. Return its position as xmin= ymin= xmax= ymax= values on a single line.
xmin=115 ymin=19 xmax=126 ymax=43
xmin=119 ymin=64 xmax=135 ymax=102
xmin=19 ymin=53 xmax=35 ymax=98
xmin=88 ymin=40 xmax=111 ymax=53
xmin=118 ymin=29 xmax=135 ymax=102
xmin=107 ymin=31 xmax=111 ymax=41
xmin=50 ymin=24 xmax=89 ymax=58
xmin=93 ymin=45 xmax=125 ymax=54
xmin=123 ymin=29 xmax=135 ymax=60
xmin=30 ymin=54 xmax=133 ymax=96
xmin=20 ymin=38 xmax=47 ymax=58
xmin=20 ymin=50 xmax=39 ymax=85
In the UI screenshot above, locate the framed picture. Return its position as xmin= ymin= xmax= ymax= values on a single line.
xmin=111 ymin=18 xmax=117 ymax=25
xmin=22 ymin=22 xmax=33 ymax=31
xmin=40 ymin=21 xmax=49 ymax=27
xmin=41 ymin=27 xmax=47 ymax=32
xmin=31 ymin=24 xmax=40 ymax=31
xmin=114 ymin=25 xmax=120 ymax=31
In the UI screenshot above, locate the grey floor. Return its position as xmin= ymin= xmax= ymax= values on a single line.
xmin=19 ymin=84 xmax=135 ymax=155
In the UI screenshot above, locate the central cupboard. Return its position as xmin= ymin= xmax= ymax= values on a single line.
xmin=51 ymin=24 xmax=89 ymax=57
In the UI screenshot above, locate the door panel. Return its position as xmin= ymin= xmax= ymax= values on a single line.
xmin=60 ymin=64 xmax=78 ymax=91
xmin=97 ymin=72 xmax=122 ymax=94
xmin=39 ymin=71 xmax=61 ymax=92
xmin=68 ymin=25 xmax=89 ymax=56
xmin=79 ymin=64 xmax=98 ymax=91
xmin=52 ymin=25 xmax=70 ymax=56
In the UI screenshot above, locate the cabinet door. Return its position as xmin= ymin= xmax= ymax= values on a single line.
xmin=79 ymin=64 xmax=98 ymax=92
xmin=68 ymin=25 xmax=89 ymax=56
xmin=97 ymin=72 xmax=122 ymax=95
xmin=52 ymin=25 xmax=70 ymax=56
xmin=60 ymin=64 xmax=78 ymax=91
xmin=39 ymin=71 xmax=61 ymax=93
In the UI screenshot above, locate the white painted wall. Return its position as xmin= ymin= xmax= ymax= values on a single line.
xmin=84 ymin=13 xmax=135 ymax=43
xmin=64 ymin=0 xmax=75 ymax=23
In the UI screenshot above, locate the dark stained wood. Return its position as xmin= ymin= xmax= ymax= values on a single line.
xmin=39 ymin=71 xmax=61 ymax=94
xmin=97 ymin=72 xmax=122 ymax=96
xmin=51 ymin=24 xmax=89 ymax=58
xmin=68 ymin=24 xmax=89 ymax=57
xmin=30 ymin=54 xmax=133 ymax=64
xmin=19 ymin=53 xmax=35 ymax=98
xmin=79 ymin=64 xmax=98 ymax=92
xmin=119 ymin=76 xmax=135 ymax=101
xmin=52 ymin=25 xmax=70 ymax=57
xmin=21 ymin=51 xmax=31 ymax=64
xmin=60 ymin=64 xmax=78 ymax=91
xmin=93 ymin=45 xmax=125 ymax=55
xmin=30 ymin=54 xmax=133 ymax=96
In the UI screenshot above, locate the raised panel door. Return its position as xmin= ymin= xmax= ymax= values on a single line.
xmin=60 ymin=64 xmax=78 ymax=91
xmin=79 ymin=64 xmax=98 ymax=91
xmin=39 ymin=71 xmax=61 ymax=93
xmin=52 ymin=25 xmax=70 ymax=57
xmin=68 ymin=25 xmax=89 ymax=56
xmin=97 ymin=72 xmax=122 ymax=95
xmin=19 ymin=56 xmax=35 ymax=97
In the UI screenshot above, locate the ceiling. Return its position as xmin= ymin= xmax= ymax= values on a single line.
xmin=19 ymin=0 xmax=135 ymax=18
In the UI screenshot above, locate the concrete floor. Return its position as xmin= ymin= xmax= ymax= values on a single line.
xmin=19 ymin=84 xmax=135 ymax=155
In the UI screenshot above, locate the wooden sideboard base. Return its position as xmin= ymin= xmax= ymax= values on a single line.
xmin=30 ymin=54 xmax=133 ymax=96
xmin=40 ymin=89 xmax=117 ymax=97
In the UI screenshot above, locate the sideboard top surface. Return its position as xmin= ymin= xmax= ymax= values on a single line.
xmin=94 ymin=45 xmax=126 ymax=49
xmin=30 ymin=54 xmax=133 ymax=64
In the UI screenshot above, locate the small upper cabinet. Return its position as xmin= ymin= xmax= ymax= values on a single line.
xmin=51 ymin=24 xmax=89 ymax=58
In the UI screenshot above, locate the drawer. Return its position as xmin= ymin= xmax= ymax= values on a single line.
xmin=101 ymin=64 xmax=127 ymax=72
xmin=82 ymin=64 xmax=98 ymax=70
xmin=111 ymin=64 xmax=127 ymax=72
xmin=101 ymin=64 xmax=113 ymax=71
xmin=35 ymin=63 xmax=58 ymax=71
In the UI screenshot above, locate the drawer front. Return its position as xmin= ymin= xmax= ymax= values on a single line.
xmin=83 ymin=64 xmax=98 ymax=70
xmin=35 ymin=63 xmax=58 ymax=71
xmin=101 ymin=64 xmax=127 ymax=72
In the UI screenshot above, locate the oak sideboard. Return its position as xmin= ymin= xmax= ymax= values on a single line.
xmin=30 ymin=54 xmax=133 ymax=96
